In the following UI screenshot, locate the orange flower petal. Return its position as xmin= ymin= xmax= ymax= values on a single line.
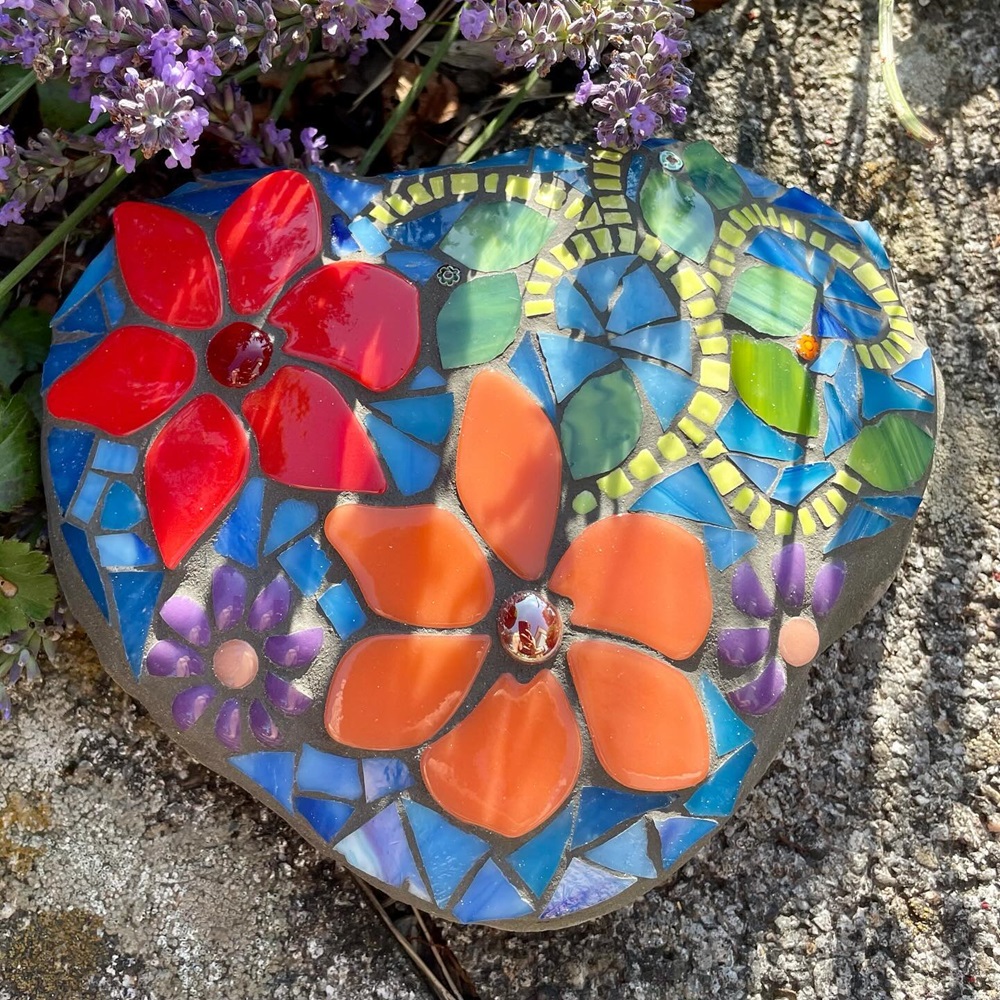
xmin=568 ymin=639 xmax=710 ymax=791
xmin=324 ymin=504 xmax=493 ymax=627
xmin=549 ymin=513 xmax=712 ymax=660
xmin=421 ymin=671 xmax=582 ymax=838
xmin=456 ymin=371 xmax=561 ymax=581
xmin=325 ymin=634 xmax=490 ymax=750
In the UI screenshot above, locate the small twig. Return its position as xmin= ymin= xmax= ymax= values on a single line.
xmin=455 ymin=69 xmax=540 ymax=164
xmin=0 ymin=70 xmax=36 ymax=117
xmin=410 ymin=906 xmax=464 ymax=999
xmin=878 ymin=0 xmax=938 ymax=146
xmin=270 ymin=53 xmax=310 ymax=120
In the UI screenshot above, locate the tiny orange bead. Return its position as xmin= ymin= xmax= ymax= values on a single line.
xmin=796 ymin=333 xmax=821 ymax=362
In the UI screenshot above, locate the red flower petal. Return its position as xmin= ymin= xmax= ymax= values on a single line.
xmin=568 ymin=640 xmax=710 ymax=791
xmin=456 ymin=371 xmax=561 ymax=581
xmin=216 ymin=171 xmax=322 ymax=315
xmin=270 ymin=262 xmax=420 ymax=391
xmin=46 ymin=325 xmax=196 ymax=435
xmin=242 ymin=366 xmax=386 ymax=492
xmin=146 ymin=395 xmax=250 ymax=569
xmin=113 ymin=203 xmax=222 ymax=328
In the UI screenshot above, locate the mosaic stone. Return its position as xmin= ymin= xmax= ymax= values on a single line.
xmin=43 ymin=141 xmax=939 ymax=930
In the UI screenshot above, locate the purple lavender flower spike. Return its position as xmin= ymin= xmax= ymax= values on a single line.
xmin=214 ymin=698 xmax=242 ymax=751
xmin=731 ymin=563 xmax=775 ymax=619
xmin=772 ymin=543 xmax=807 ymax=609
xmin=172 ymin=685 xmax=216 ymax=730
xmin=728 ymin=659 xmax=787 ymax=717
xmin=717 ymin=628 xmax=770 ymax=670
xmin=249 ymin=699 xmax=282 ymax=747
xmin=812 ymin=562 xmax=847 ymax=618
xmin=160 ymin=595 xmax=211 ymax=646
xmin=146 ymin=639 xmax=204 ymax=677
xmin=213 ymin=565 xmax=247 ymax=632
xmin=264 ymin=673 xmax=314 ymax=716
xmin=264 ymin=627 xmax=324 ymax=668
xmin=248 ymin=575 xmax=292 ymax=632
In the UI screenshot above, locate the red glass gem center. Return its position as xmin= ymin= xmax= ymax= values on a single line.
xmin=497 ymin=591 xmax=563 ymax=664
xmin=207 ymin=322 xmax=274 ymax=388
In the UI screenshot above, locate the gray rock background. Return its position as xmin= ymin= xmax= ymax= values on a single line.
xmin=2 ymin=0 xmax=998 ymax=997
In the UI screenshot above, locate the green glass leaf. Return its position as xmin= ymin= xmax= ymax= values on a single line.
xmin=731 ymin=335 xmax=819 ymax=436
xmin=726 ymin=265 xmax=817 ymax=339
xmin=639 ymin=170 xmax=715 ymax=264
xmin=560 ymin=369 xmax=642 ymax=479
xmin=439 ymin=202 xmax=557 ymax=272
xmin=0 ymin=392 xmax=40 ymax=513
xmin=683 ymin=141 xmax=745 ymax=210
xmin=0 ymin=538 xmax=58 ymax=635
xmin=437 ymin=273 xmax=522 ymax=369
xmin=847 ymin=413 xmax=934 ymax=491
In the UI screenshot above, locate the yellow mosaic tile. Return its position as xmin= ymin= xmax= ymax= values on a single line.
xmin=732 ymin=487 xmax=755 ymax=513
xmin=678 ymin=417 xmax=706 ymax=444
xmin=889 ymin=317 xmax=915 ymax=336
xmin=829 ymin=244 xmax=859 ymax=268
xmin=505 ymin=175 xmax=533 ymax=200
xmin=571 ymin=234 xmax=597 ymax=260
xmin=766 ymin=207 xmax=780 ymax=228
xmin=525 ymin=280 xmax=551 ymax=295
xmin=719 ymin=221 xmax=745 ymax=246
xmin=870 ymin=344 xmax=891 ymax=369
xmin=638 ymin=234 xmax=660 ymax=260
xmin=688 ymin=296 xmax=718 ymax=319
xmin=774 ymin=509 xmax=795 ymax=536
xmin=657 ymin=432 xmax=687 ymax=462
xmin=572 ymin=490 xmax=598 ymax=515
xmin=484 ymin=173 xmax=499 ymax=193
xmin=535 ymin=183 xmax=566 ymax=210
xmin=715 ymin=245 xmax=736 ymax=263
xmin=793 ymin=220 xmax=807 ymax=240
xmin=689 ymin=390 xmax=722 ymax=424
xmin=695 ymin=319 xmax=724 ymax=338
xmin=385 ymin=194 xmax=413 ymax=216
xmin=750 ymin=498 xmax=772 ymax=530
xmin=673 ymin=268 xmax=707 ymax=299
xmin=407 ymin=182 xmax=432 ymax=205
xmin=594 ymin=177 xmax=622 ymax=191
xmin=450 ymin=173 xmax=478 ymax=195
xmin=655 ymin=251 xmax=681 ymax=273
xmin=779 ymin=213 xmax=795 ymax=235
xmin=883 ymin=340 xmax=906 ymax=365
xmin=700 ymin=336 xmax=729 ymax=355
xmin=700 ymin=359 xmax=731 ymax=391
xmin=826 ymin=489 xmax=848 ymax=514
xmin=369 ymin=205 xmax=394 ymax=225
xmin=563 ymin=197 xmax=585 ymax=219
xmin=617 ymin=228 xmax=637 ymax=254
xmin=535 ymin=258 xmax=563 ymax=279
xmin=628 ymin=450 xmax=662 ymax=481
xmin=579 ymin=204 xmax=602 ymax=228
xmin=701 ymin=439 xmax=725 ymax=459
xmin=854 ymin=262 xmax=885 ymax=290
xmin=430 ymin=176 xmax=446 ymax=198
xmin=883 ymin=304 xmax=908 ymax=316
xmin=874 ymin=287 xmax=899 ymax=303
xmin=597 ymin=469 xmax=633 ymax=499
xmin=797 ymin=508 xmax=817 ymax=535
xmin=709 ymin=461 xmax=744 ymax=495
xmin=551 ymin=245 xmax=578 ymax=269
xmin=703 ymin=273 xmax=722 ymax=294
xmin=809 ymin=231 xmax=828 ymax=250
xmin=834 ymin=470 xmax=861 ymax=493
xmin=856 ymin=344 xmax=873 ymax=368
xmin=593 ymin=228 xmax=614 ymax=254
xmin=728 ymin=208 xmax=751 ymax=231
xmin=599 ymin=195 xmax=628 ymax=210
xmin=888 ymin=331 xmax=913 ymax=352
xmin=710 ymin=260 xmax=736 ymax=278
xmin=604 ymin=211 xmax=632 ymax=225
xmin=524 ymin=300 xmax=553 ymax=318
xmin=812 ymin=498 xmax=836 ymax=528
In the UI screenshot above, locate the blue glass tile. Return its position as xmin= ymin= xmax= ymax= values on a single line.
xmin=410 ymin=366 xmax=446 ymax=390
xmin=810 ymin=339 xmax=845 ymax=376
xmin=863 ymin=494 xmax=922 ymax=517
xmin=832 ymin=346 xmax=860 ymax=416
xmin=318 ymin=582 xmax=367 ymax=639
xmin=625 ymin=156 xmax=645 ymax=200
xmin=295 ymin=795 xmax=353 ymax=841
xmin=95 ymin=533 xmax=156 ymax=568
xmin=331 ymin=214 xmax=361 ymax=255
xmin=703 ymin=526 xmax=757 ymax=572
xmin=823 ymin=384 xmax=861 ymax=456
xmin=70 ymin=472 xmax=107 ymax=523
xmin=364 ymin=414 xmax=440 ymax=496
xmin=574 ymin=255 xmax=635 ymax=312
xmin=454 ymin=859 xmax=533 ymax=923
xmin=385 ymin=250 xmax=439 ymax=283
xmin=92 ymin=439 xmax=138 ymax=474
xmin=654 ymin=815 xmax=717 ymax=868
xmin=471 ymin=148 xmax=532 ymax=167
xmin=716 ymin=401 xmax=804 ymax=462
xmin=205 ymin=168 xmax=275 ymax=183
xmin=824 ymin=506 xmax=892 ymax=553
xmin=733 ymin=164 xmax=783 ymax=199
xmin=101 ymin=281 xmax=125 ymax=326
xmin=348 ymin=217 xmax=390 ymax=256
xmin=611 ymin=321 xmax=693 ymax=373
xmin=382 ymin=164 xmax=451 ymax=180
xmin=508 ymin=806 xmax=573 ymax=897
xmin=771 ymin=462 xmax=836 ymax=506
xmin=826 ymin=269 xmax=879 ymax=310
xmin=773 ymin=188 xmax=860 ymax=243
xmin=264 ymin=499 xmax=318 ymax=555
xmin=100 ymin=482 xmax=144 ymax=531
xmin=297 ymin=745 xmax=363 ymax=800
xmin=584 ymin=819 xmax=656 ymax=878
xmin=370 ymin=393 xmax=454 ymax=445
xmin=623 ymin=359 xmax=696 ymax=431
xmin=540 ymin=858 xmax=636 ymax=920
xmin=55 ymin=291 xmax=106 ymax=336
xmin=277 ymin=535 xmax=331 ymax=596
xmin=362 ymin=757 xmax=414 ymax=801
xmin=571 ymin=786 xmax=674 ymax=848
xmin=538 ymin=333 xmax=617 ymax=402
xmin=554 ymin=278 xmax=603 ymax=337
xmin=823 ymin=296 xmax=883 ymax=341
xmin=686 ymin=742 xmax=757 ymax=817
xmin=607 ymin=267 xmax=676 ymax=333
xmin=53 ymin=240 xmax=115 ymax=322
xmin=42 ymin=336 xmax=102 ymax=389
xmin=745 ymin=230 xmax=814 ymax=283
xmin=48 ymin=429 xmax=94 ymax=512
xmin=161 ymin=183 xmax=250 ymax=215
xmin=729 ymin=454 xmax=779 ymax=492
xmin=61 ymin=523 xmax=108 ymax=619
xmin=631 ymin=464 xmax=735 ymax=529
xmin=230 ymin=751 xmax=295 ymax=811
xmin=860 ymin=367 xmax=935 ymax=420
xmin=318 ymin=172 xmax=381 ymax=217
xmin=335 ymin=805 xmax=429 ymax=900
xmin=532 ymin=148 xmax=586 ymax=172
xmin=403 ymin=800 xmax=488 ymax=906
xmin=817 ymin=304 xmax=853 ymax=341
xmin=386 ymin=202 xmax=468 ymax=250
xmin=850 ymin=220 xmax=891 ymax=270
xmin=807 ymin=250 xmax=834 ymax=285
xmin=508 ymin=334 xmax=557 ymax=421
xmin=698 ymin=676 xmax=754 ymax=757
xmin=215 ymin=477 xmax=264 ymax=569
xmin=110 ymin=571 xmax=163 ymax=677
xmin=556 ymin=170 xmax=591 ymax=194
xmin=893 ymin=350 xmax=934 ymax=395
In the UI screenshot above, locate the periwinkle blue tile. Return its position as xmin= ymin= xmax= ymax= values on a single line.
xmin=295 ymin=795 xmax=354 ymax=842
xmin=860 ymin=367 xmax=935 ymax=420
xmin=100 ymin=482 xmax=145 ymax=531
xmin=538 ymin=333 xmax=617 ymax=402
xmin=296 ymin=744 xmax=363 ymax=800
xmin=893 ymin=350 xmax=934 ymax=395
xmin=702 ymin=526 xmax=757 ymax=572
xmin=685 ymin=742 xmax=757 ymax=818
xmin=631 ymin=464 xmax=735 ymax=529
xmin=453 ymin=859 xmax=533 ymax=923
xmin=403 ymin=800 xmax=488 ymax=906
xmin=540 ymin=858 xmax=636 ymax=920
xmin=554 ymin=278 xmax=603 ymax=337
xmin=698 ymin=676 xmax=754 ymax=757
xmin=362 ymin=757 xmax=413 ymax=801
xmin=654 ymin=815 xmax=717 ymax=868
xmin=771 ymin=462 xmax=836 ymax=506
xmin=571 ymin=787 xmax=675 ymax=849
xmin=583 ymin=819 xmax=656 ymax=878
xmin=716 ymin=400 xmax=804 ymax=462
xmin=574 ymin=255 xmax=635 ymax=312
xmin=230 ymin=751 xmax=295 ymax=811
xmin=110 ymin=570 xmax=163 ymax=677
xmin=809 ymin=339 xmax=846 ymax=376
xmin=92 ymin=439 xmax=138 ymax=474
xmin=509 ymin=807 xmax=573 ymax=897
xmin=277 ymin=535 xmax=331 ymax=596
xmin=508 ymin=334 xmax=557 ymax=421
xmin=215 ymin=477 xmax=264 ymax=569
xmin=318 ymin=582 xmax=367 ymax=640
xmin=607 ymin=266 xmax=676 ymax=333
xmin=70 ymin=472 xmax=107 ymax=523
xmin=348 ymin=217 xmax=390 ymax=256
xmin=264 ymin=499 xmax=318 ymax=555
xmin=729 ymin=454 xmax=779 ymax=492
xmin=824 ymin=506 xmax=892 ymax=553
xmin=95 ymin=533 xmax=157 ymax=568
xmin=623 ymin=358 xmax=696 ymax=431
xmin=318 ymin=172 xmax=381 ymax=217
xmin=611 ymin=321 xmax=693 ymax=373
xmin=369 ymin=393 xmax=454 ymax=446
xmin=335 ymin=804 xmax=429 ymax=900
xmin=364 ymin=414 xmax=440 ymax=496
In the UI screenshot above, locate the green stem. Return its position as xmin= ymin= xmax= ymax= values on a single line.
xmin=0 ymin=71 xmax=36 ymax=117
xmin=878 ymin=0 xmax=937 ymax=146
xmin=270 ymin=53 xmax=310 ymax=120
xmin=356 ymin=15 xmax=461 ymax=175
xmin=0 ymin=165 xmax=128 ymax=301
xmin=456 ymin=69 xmax=540 ymax=164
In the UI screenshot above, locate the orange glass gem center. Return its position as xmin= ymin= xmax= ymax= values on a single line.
xmin=497 ymin=591 xmax=563 ymax=664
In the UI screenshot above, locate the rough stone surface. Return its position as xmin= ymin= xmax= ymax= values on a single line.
xmin=2 ymin=0 xmax=998 ymax=996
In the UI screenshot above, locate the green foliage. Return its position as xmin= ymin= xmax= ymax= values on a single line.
xmin=0 ymin=538 xmax=57 ymax=635
xmin=37 ymin=77 xmax=92 ymax=131
xmin=0 ymin=392 xmax=41 ymax=512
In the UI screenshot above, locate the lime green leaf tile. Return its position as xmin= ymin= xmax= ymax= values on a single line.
xmin=726 ymin=265 xmax=817 ymax=339
xmin=731 ymin=335 xmax=819 ymax=436
xmin=683 ymin=141 xmax=744 ymax=210
xmin=437 ymin=273 xmax=522 ymax=369
xmin=639 ymin=171 xmax=715 ymax=263
xmin=561 ymin=370 xmax=642 ymax=479
xmin=439 ymin=201 xmax=557 ymax=272
xmin=847 ymin=414 xmax=934 ymax=491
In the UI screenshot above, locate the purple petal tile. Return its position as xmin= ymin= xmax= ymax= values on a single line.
xmin=248 ymin=575 xmax=292 ymax=632
xmin=146 ymin=639 xmax=204 ymax=677
xmin=172 ymin=685 xmax=216 ymax=729
xmin=264 ymin=627 xmax=324 ymax=667
xmin=717 ymin=628 xmax=770 ymax=669
xmin=213 ymin=565 xmax=247 ymax=631
xmin=731 ymin=563 xmax=775 ymax=619
xmin=727 ymin=658 xmax=787 ymax=716
xmin=812 ymin=561 xmax=847 ymax=617
xmin=159 ymin=594 xmax=211 ymax=646
xmin=772 ymin=543 xmax=806 ymax=609
xmin=264 ymin=672 xmax=313 ymax=715
xmin=214 ymin=697 xmax=242 ymax=750
xmin=249 ymin=699 xmax=282 ymax=746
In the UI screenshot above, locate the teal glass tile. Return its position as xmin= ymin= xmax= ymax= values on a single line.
xmin=100 ymin=482 xmax=145 ymax=531
xmin=654 ymin=815 xmax=717 ymax=868
xmin=685 ymin=742 xmax=757 ymax=817
xmin=607 ymin=266 xmax=676 ymax=334
xmin=771 ymin=462 xmax=836 ymax=506
xmin=809 ymin=339 xmax=845 ymax=376
xmin=611 ymin=321 xmax=693 ymax=373
xmin=540 ymin=858 xmax=636 ymax=920
xmin=584 ymin=819 xmax=656 ymax=878
xmin=95 ymin=533 xmax=157 ymax=568
xmin=509 ymin=806 xmax=573 ymax=897
xmin=70 ymin=472 xmax=107 ymax=523
xmin=403 ymin=800 xmax=488 ymax=906
xmin=363 ymin=414 xmax=440 ymax=495
xmin=622 ymin=358 xmax=696 ymax=430
xmin=264 ymin=499 xmax=318 ymax=555
xmin=538 ymin=333 xmax=617 ymax=401
xmin=369 ymin=393 xmax=454 ymax=445
xmin=318 ymin=582 xmax=367 ymax=640
xmin=453 ymin=859 xmax=533 ymax=923
xmin=698 ymin=676 xmax=754 ymax=757
xmin=215 ymin=477 xmax=264 ymax=569
xmin=296 ymin=745 xmax=363 ymax=800
xmin=61 ymin=523 xmax=108 ymax=619
xmin=295 ymin=795 xmax=353 ymax=841
xmin=571 ymin=786 xmax=674 ymax=848
xmin=230 ymin=751 xmax=295 ymax=811
xmin=277 ymin=535 xmax=331 ymax=596
xmin=630 ymin=464 xmax=735 ymax=528
xmin=92 ymin=439 xmax=138 ymax=474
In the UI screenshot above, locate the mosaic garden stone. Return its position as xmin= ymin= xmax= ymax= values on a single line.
xmin=40 ymin=141 xmax=940 ymax=930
